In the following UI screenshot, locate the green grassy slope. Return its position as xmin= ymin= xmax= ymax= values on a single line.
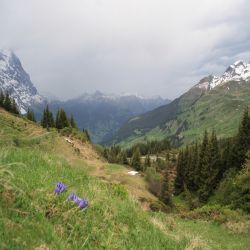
xmin=113 ymin=81 xmax=250 ymax=147
xmin=0 ymin=108 xmax=186 ymax=249
xmin=0 ymin=108 xmax=249 ymax=249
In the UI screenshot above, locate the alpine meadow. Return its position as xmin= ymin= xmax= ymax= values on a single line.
xmin=0 ymin=1 xmax=250 ymax=249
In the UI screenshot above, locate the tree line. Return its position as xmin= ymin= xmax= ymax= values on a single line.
xmin=0 ymin=92 xmax=91 ymax=142
xmin=126 ymin=138 xmax=171 ymax=157
xmin=103 ymin=137 xmax=171 ymax=171
xmin=0 ymin=90 xmax=19 ymax=115
xmin=174 ymin=107 xmax=250 ymax=206
xmin=40 ymin=104 xmax=90 ymax=141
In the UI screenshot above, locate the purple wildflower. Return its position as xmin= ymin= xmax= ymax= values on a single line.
xmin=73 ymin=196 xmax=82 ymax=205
xmin=66 ymin=192 xmax=89 ymax=209
xmin=67 ymin=193 xmax=77 ymax=201
xmin=78 ymin=199 xmax=88 ymax=209
xmin=54 ymin=181 xmax=67 ymax=194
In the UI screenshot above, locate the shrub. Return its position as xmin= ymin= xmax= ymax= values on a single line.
xmin=110 ymin=183 xmax=128 ymax=199
xmin=179 ymin=204 xmax=245 ymax=224
xmin=145 ymin=167 xmax=162 ymax=196
xmin=214 ymin=156 xmax=250 ymax=213
xmin=149 ymin=200 xmax=171 ymax=213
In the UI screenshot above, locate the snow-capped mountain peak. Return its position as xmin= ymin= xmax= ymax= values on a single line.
xmin=196 ymin=60 xmax=250 ymax=91
xmin=0 ymin=49 xmax=44 ymax=114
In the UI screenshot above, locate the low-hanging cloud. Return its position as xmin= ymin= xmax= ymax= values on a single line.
xmin=0 ymin=0 xmax=249 ymax=100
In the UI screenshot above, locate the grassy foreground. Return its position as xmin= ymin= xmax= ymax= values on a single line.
xmin=0 ymin=108 xmax=249 ymax=249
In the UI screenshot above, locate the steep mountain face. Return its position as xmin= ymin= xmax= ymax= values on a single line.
xmin=196 ymin=61 xmax=250 ymax=90
xmin=48 ymin=92 xmax=169 ymax=143
xmin=0 ymin=49 xmax=44 ymax=114
xmin=112 ymin=61 xmax=250 ymax=147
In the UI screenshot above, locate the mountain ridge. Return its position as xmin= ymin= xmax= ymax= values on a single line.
xmin=111 ymin=60 xmax=250 ymax=147
xmin=48 ymin=92 xmax=169 ymax=143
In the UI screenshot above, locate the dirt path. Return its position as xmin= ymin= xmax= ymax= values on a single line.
xmin=63 ymin=137 xmax=158 ymax=209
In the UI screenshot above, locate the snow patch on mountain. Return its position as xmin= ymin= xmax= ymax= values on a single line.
xmin=0 ymin=49 xmax=44 ymax=114
xmin=196 ymin=60 xmax=250 ymax=91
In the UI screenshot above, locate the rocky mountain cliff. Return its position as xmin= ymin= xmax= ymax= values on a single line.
xmin=0 ymin=49 xmax=44 ymax=113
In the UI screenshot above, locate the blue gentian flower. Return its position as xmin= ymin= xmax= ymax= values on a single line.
xmin=66 ymin=192 xmax=89 ymax=209
xmin=67 ymin=193 xmax=77 ymax=201
xmin=54 ymin=181 xmax=67 ymax=194
xmin=78 ymin=199 xmax=88 ymax=209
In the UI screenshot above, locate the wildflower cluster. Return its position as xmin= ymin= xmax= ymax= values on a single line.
xmin=53 ymin=181 xmax=88 ymax=210
xmin=67 ymin=193 xmax=88 ymax=209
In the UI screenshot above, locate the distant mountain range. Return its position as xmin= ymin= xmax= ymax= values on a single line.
xmin=2 ymin=49 xmax=249 ymax=147
xmin=112 ymin=60 xmax=250 ymax=147
xmin=0 ymin=49 xmax=169 ymax=143
xmin=48 ymin=92 xmax=169 ymax=143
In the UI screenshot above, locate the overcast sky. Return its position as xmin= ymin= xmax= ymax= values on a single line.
xmin=0 ymin=0 xmax=249 ymax=100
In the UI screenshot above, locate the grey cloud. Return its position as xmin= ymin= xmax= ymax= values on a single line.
xmin=0 ymin=0 xmax=249 ymax=100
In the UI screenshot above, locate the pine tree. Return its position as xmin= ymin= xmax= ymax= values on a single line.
xmin=55 ymin=109 xmax=68 ymax=129
xmin=131 ymin=147 xmax=142 ymax=171
xmin=103 ymin=148 xmax=109 ymax=159
xmin=220 ymin=139 xmax=233 ymax=178
xmin=83 ymin=129 xmax=91 ymax=141
xmin=41 ymin=106 xmax=48 ymax=128
xmin=160 ymin=170 xmax=172 ymax=206
xmin=26 ymin=108 xmax=36 ymax=122
xmin=42 ymin=105 xmax=49 ymax=128
xmin=144 ymin=154 xmax=151 ymax=169
xmin=41 ymin=105 xmax=54 ymax=128
xmin=4 ymin=92 xmax=12 ymax=111
xmin=11 ymin=98 xmax=19 ymax=114
xmin=197 ymin=130 xmax=210 ymax=202
xmin=174 ymin=150 xmax=185 ymax=194
xmin=232 ymin=107 xmax=250 ymax=169
xmin=0 ymin=90 xmax=4 ymax=107
xmin=207 ymin=130 xmax=220 ymax=195
xmin=118 ymin=151 xmax=128 ymax=165
xmin=70 ymin=114 xmax=77 ymax=128
xmin=192 ymin=142 xmax=199 ymax=191
xmin=186 ymin=143 xmax=198 ymax=192
xmin=48 ymin=111 xmax=55 ymax=128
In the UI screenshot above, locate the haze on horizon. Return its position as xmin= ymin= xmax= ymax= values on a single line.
xmin=0 ymin=0 xmax=249 ymax=100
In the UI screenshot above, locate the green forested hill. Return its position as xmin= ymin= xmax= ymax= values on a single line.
xmin=112 ymin=80 xmax=250 ymax=147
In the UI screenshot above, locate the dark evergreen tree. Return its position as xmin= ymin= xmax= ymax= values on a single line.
xmin=70 ymin=114 xmax=77 ymax=128
xmin=160 ymin=170 xmax=172 ymax=206
xmin=55 ymin=108 xmax=68 ymax=129
xmin=207 ymin=130 xmax=220 ymax=195
xmin=11 ymin=98 xmax=19 ymax=114
xmin=231 ymin=107 xmax=250 ymax=169
xmin=26 ymin=108 xmax=36 ymax=122
xmin=174 ymin=150 xmax=185 ymax=194
xmin=41 ymin=105 xmax=54 ymax=129
xmin=187 ymin=142 xmax=198 ymax=192
xmin=197 ymin=130 xmax=210 ymax=202
xmin=144 ymin=154 xmax=151 ymax=169
xmin=4 ymin=92 xmax=12 ymax=111
xmin=118 ymin=151 xmax=128 ymax=165
xmin=219 ymin=138 xmax=234 ymax=180
xmin=131 ymin=147 xmax=142 ymax=171
xmin=83 ymin=129 xmax=91 ymax=141
xmin=0 ymin=90 xmax=4 ymax=107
